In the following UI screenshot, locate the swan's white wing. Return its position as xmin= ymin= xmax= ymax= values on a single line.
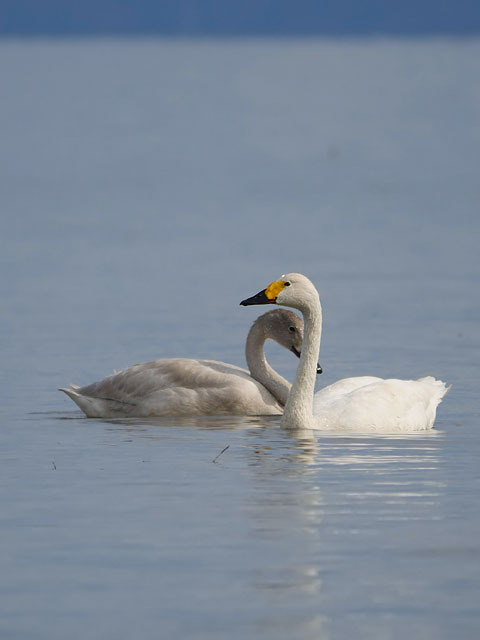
xmin=60 ymin=358 xmax=283 ymax=417
xmin=313 ymin=376 xmax=381 ymax=408
xmin=313 ymin=376 xmax=449 ymax=432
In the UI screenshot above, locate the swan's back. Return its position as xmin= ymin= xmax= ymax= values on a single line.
xmin=313 ymin=376 xmax=381 ymax=405
xmin=313 ymin=376 xmax=449 ymax=432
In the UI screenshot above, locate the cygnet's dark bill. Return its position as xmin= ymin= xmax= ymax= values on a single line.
xmin=291 ymin=346 xmax=322 ymax=375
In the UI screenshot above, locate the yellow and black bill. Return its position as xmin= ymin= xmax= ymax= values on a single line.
xmin=240 ymin=280 xmax=286 ymax=306
xmin=240 ymin=289 xmax=272 ymax=306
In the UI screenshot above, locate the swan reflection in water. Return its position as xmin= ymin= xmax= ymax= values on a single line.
xmin=239 ymin=425 xmax=443 ymax=639
xmin=67 ymin=412 xmax=442 ymax=640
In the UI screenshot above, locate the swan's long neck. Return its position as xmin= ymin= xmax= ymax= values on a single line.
xmin=245 ymin=322 xmax=291 ymax=406
xmin=282 ymin=299 xmax=322 ymax=429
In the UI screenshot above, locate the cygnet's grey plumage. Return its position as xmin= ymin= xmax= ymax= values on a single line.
xmin=59 ymin=309 xmax=305 ymax=417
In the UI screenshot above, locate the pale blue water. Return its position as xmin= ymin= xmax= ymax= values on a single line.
xmin=0 ymin=38 xmax=479 ymax=639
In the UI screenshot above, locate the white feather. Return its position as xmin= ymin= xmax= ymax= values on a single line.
xmin=243 ymin=273 xmax=449 ymax=432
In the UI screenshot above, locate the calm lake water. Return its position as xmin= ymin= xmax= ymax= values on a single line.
xmin=1 ymin=38 xmax=479 ymax=639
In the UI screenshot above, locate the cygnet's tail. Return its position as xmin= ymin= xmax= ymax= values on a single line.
xmin=58 ymin=386 xmax=98 ymax=417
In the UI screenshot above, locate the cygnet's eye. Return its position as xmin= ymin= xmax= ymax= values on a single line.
xmin=288 ymin=326 xmax=296 ymax=333
xmin=284 ymin=281 xmax=291 ymax=287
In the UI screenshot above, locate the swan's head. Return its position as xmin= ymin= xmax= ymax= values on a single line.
xmin=240 ymin=273 xmax=320 ymax=314
xmin=254 ymin=309 xmax=322 ymax=374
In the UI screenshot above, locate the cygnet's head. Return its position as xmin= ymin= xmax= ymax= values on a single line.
xmin=254 ymin=309 xmax=304 ymax=357
xmin=240 ymin=273 xmax=320 ymax=313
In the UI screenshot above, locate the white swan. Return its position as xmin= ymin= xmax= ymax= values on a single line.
xmin=241 ymin=273 xmax=449 ymax=432
xmin=59 ymin=309 xmax=321 ymax=418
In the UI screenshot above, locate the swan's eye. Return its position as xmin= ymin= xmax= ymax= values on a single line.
xmin=284 ymin=281 xmax=291 ymax=287
xmin=288 ymin=326 xmax=296 ymax=333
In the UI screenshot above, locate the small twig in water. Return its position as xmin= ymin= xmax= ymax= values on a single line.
xmin=212 ymin=445 xmax=230 ymax=464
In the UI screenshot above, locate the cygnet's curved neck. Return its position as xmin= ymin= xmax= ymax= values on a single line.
xmin=245 ymin=320 xmax=291 ymax=406
xmin=282 ymin=300 xmax=322 ymax=429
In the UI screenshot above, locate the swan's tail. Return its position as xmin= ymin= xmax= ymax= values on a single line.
xmin=417 ymin=376 xmax=451 ymax=429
